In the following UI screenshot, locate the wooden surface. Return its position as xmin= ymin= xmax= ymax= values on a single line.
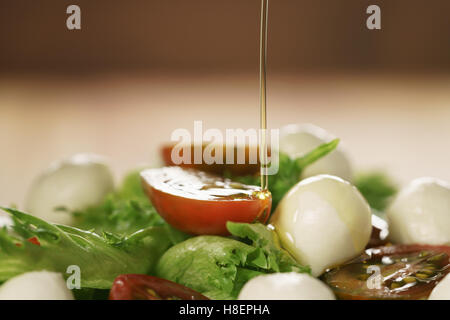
xmin=2 ymin=0 xmax=450 ymax=73
xmin=1 ymin=73 xmax=449 ymax=207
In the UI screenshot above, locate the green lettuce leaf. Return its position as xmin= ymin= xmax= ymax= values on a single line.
xmin=155 ymin=222 xmax=309 ymax=300
xmin=0 ymin=207 xmax=173 ymax=289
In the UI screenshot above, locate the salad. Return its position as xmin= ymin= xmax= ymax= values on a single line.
xmin=0 ymin=123 xmax=449 ymax=300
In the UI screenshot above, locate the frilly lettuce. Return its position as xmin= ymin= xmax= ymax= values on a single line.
xmin=0 ymin=207 xmax=173 ymax=289
xmin=71 ymin=170 xmax=166 ymax=235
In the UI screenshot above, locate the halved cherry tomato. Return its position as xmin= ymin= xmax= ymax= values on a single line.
xmin=141 ymin=167 xmax=271 ymax=235
xmin=322 ymin=244 xmax=450 ymax=300
xmin=161 ymin=143 xmax=269 ymax=176
xmin=109 ymin=274 xmax=209 ymax=300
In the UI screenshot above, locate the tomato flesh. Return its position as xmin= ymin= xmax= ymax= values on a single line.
xmin=141 ymin=167 xmax=271 ymax=235
xmin=109 ymin=274 xmax=209 ymax=300
xmin=322 ymin=245 xmax=450 ymax=300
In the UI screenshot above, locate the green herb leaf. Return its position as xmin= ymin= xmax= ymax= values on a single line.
xmin=229 ymin=139 xmax=340 ymax=211
xmin=354 ymin=171 xmax=398 ymax=211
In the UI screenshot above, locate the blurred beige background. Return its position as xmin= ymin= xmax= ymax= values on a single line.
xmin=1 ymin=1 xmax=449 ymax=206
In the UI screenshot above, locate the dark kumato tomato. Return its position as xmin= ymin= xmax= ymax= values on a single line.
xmin=322 ymin=245 xmax=450 ymax=300
xmin=141 ymin=167 xmax=271 ymax=235
xmin=161 ymin=143 xmax=269 ymax=176
xmin=109 ymin=274 xmax=209 ymax=300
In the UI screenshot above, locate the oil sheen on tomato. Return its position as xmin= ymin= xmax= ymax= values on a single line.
xmin=322 ymin=244 xmax=450 ymax=300
xmin=141 ymin=167 xmax=271 ymax=235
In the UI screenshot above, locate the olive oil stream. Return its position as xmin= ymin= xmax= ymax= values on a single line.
xmin=259 ymin=0 xmax=269 ymax=191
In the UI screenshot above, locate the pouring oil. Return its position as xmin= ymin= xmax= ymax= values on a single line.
xmin=259 ymin=0 xmax=269 ymax=191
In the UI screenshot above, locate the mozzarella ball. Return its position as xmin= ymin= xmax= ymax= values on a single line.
xmin=0 ymin=271 xmax=74 ymax=300
xmin=238 ymin=272 xmax=335 ymax=300
xmin=279 ymin=124 xmax=353 ymax=181
xmin=25 ymin=153 xmax=114 ymax=225
xmin=271 ymin=175 xmax=372 ymax=276
xmin=429 ymin=274 xmax=450 ymax=300
xmin=0 ymin=213 xmax=12 ymax=228
xmin=386 ymin=177 xmax=450 ymax=245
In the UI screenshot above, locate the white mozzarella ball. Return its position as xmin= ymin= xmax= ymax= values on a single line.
xmin=0 ymin=213 xmax=13 ymax=228
xmin=238 ymin=272 xmax=335 ymax=300
xmin=271 ymin=175 xmax=372 ymax=276
xmin=0 ymin=271 xmax=74 ymax=300
xmin=386 ymin=177 xmax=450 ymax=245
xmin=429 ymin=274 xmax=450 ymax=300
xmin=25 ymin=153 xmax=114 ymax=225
xmin=279 ymin=124 xmax=353 ymax=181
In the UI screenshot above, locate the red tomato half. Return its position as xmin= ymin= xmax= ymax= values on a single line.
xmin=109 ymin=274 xmax=209 ymax=300
xmin=322 ymin=244 xmax=450 ymax=300
xmin=141 ymin=167 xmax=271 ymax=235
